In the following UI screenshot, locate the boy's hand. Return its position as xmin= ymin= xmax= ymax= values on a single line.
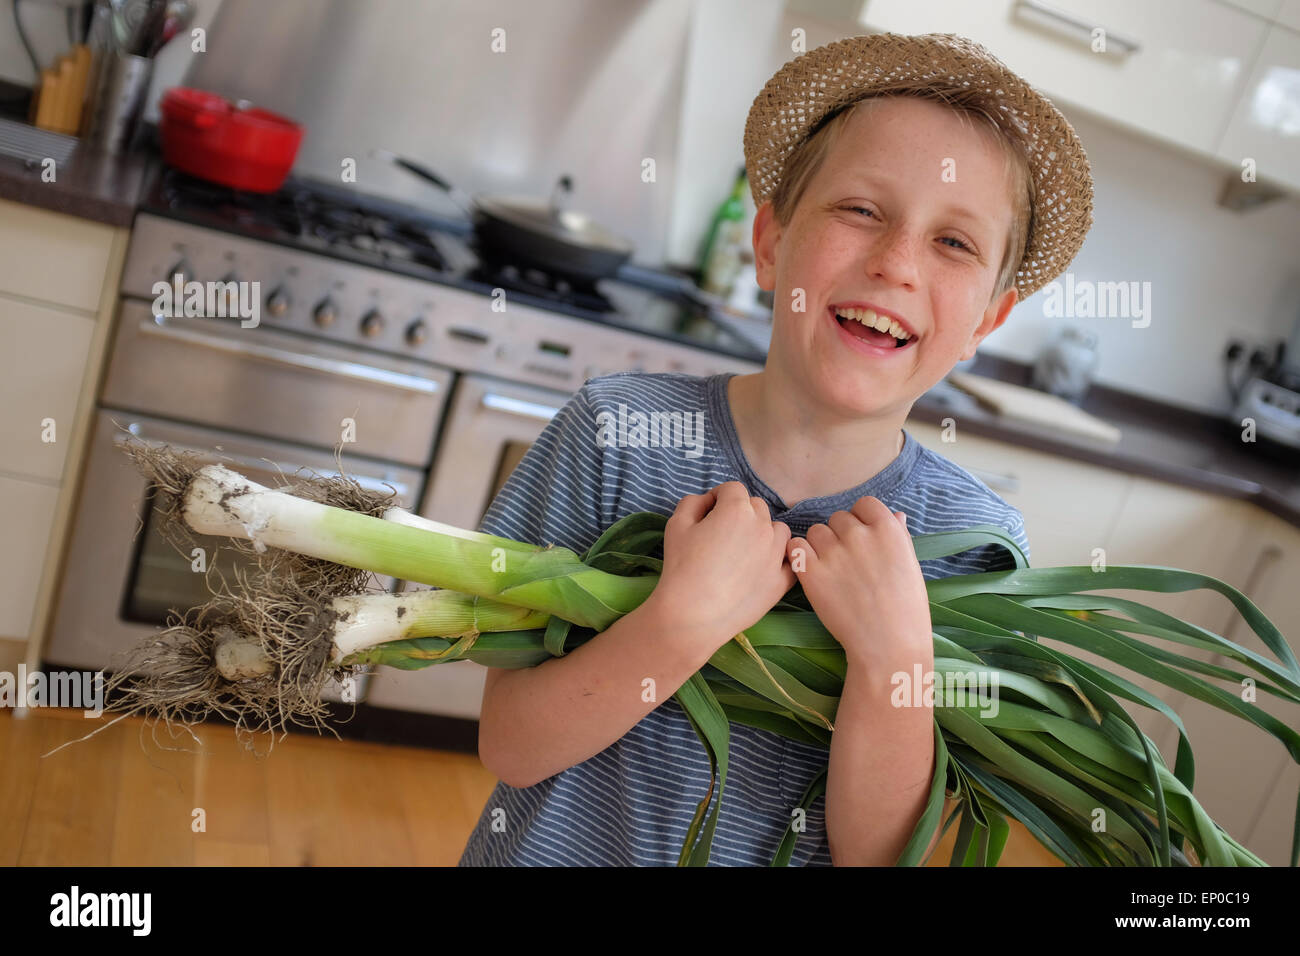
xmin=648 ymin=481 xmax=796 ymax=655
xmin=786 ymin=496 xmax=931 ymax=670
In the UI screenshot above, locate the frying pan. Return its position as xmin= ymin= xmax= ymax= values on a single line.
xmin=375 ymin=149 xmax=634 ymax=282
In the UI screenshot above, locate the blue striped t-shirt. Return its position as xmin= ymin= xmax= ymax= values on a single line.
xmin=457 ymin=370 xmax=1030 ymax=866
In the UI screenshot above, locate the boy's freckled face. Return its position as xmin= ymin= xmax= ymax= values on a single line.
xmin=755 ymin=96 xmax=1019 ymax=418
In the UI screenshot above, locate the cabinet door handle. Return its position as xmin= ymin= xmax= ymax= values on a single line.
xmin=480 ymin=392 xmax=561 ymax=422
xmin=1015 ymin=0 xmax=1142 ymax=54
xmin=139 ymin=315 xmax=440 ymax=395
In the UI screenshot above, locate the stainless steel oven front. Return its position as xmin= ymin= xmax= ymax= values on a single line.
xmin=46 ymin=297 xmax=450 ymax=703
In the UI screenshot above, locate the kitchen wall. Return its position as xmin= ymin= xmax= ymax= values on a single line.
xmin=182 ymin=0 xmax=695 ymax=268
xmin=1011 ymin=106 xmax=1300 ymax=414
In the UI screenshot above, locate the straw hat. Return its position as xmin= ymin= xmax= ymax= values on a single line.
xmin=742 ymin=33 xmax=1093 ymax=297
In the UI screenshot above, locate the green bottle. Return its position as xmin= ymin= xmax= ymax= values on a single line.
xmin=699 ymin=166 xmax=749 ymax=296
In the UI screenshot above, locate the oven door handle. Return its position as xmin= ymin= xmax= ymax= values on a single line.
xmin=480 ymin=392 xmax=561 ymax=422
xmin=138 ymin=315 xmax=440 ymax=395
xmin=111 ymin=423 xmax=413 ymax=499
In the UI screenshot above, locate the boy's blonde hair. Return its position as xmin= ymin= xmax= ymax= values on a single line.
xmin=769 ymin=86 xmax=1035 ymax=299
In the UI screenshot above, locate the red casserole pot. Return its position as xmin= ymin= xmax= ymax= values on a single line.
xmin=159 ymin=88 xmax=304 ymax=193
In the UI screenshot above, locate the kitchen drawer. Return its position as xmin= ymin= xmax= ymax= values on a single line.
xmin=0 ymin=198 xmax=117 ymax=312
xmin=0 ymin=297 xmax=95 ymax=482
xmin=0 ymin=474 xmax=60 ymax=640
xmin=859 ymin=0 xmax=1268 ymax=157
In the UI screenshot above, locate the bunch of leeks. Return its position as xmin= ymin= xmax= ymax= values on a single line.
xmin=111 ymin=457 xmax=1300 ymax=868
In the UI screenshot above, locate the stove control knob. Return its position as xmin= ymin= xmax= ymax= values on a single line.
xmin=405 ymin=318 xmax=428 ymax=347
xmin=164 ymin=258 xmax=192 ymax=284
xmin=313 ymin=298 xmax=338 ymax=327
xmin=360 ymin=309 xmax=385 ymax=338
xmin=267 ymin=286 xmax=292 ymax=317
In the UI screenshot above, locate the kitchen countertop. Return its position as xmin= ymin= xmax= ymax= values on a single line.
xmin=910 ymin=354 xmax=1300 ymax=529
xmin=0 ymin=130 xmax=1294 ymax=529
xmin=0 ymin=130 xmax=157 ymax=228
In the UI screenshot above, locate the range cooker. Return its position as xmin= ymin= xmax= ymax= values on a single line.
xmin=45 ymin=165 xmax=764 ymax=748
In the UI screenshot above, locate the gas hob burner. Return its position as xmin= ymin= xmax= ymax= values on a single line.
xmin=304 ymin=204 xmax=448 ymax=273
xmin=158 ymin=166 xmax=306 ymax=238
xmin=468 ymin=246 xmax=614 ymax=313
xmin=153 ymin=166 xmax=450 ymax=273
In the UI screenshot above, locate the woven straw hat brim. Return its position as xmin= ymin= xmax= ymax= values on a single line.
xmin=743 ymin=33 xmax=1093 ymax=298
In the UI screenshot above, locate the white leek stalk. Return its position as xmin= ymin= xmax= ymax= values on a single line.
xmin=182 ymin=463 xmax=655 ymax=630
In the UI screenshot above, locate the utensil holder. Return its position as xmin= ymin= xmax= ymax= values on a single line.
xmin=83 ymin=52 xmax=154 ymax=154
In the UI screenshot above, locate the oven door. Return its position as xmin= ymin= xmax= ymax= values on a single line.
xmin=47 ymin=410 xmax=426 ymax=704
xmin=418 ymin=374 xmax=567 ymax=528
xmin=365 ymin=373 xmax=570 ymax=719
xmin=103 ymin=299 xmax=451 ymax=468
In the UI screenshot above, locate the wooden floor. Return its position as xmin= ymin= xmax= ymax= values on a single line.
xmin=1 ymin=706 xmax=1060 ymax=866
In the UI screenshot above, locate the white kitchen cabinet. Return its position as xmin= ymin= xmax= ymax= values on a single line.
xmin=1096 ymin=478 xmax=1260 ymax=743
xmin=1154 ymin=508 xmax=1300 ymax=864
xmin=0 ymin=475 xmax=61 ymax=639
xmin=1215 ymin=24 xmax=1300 ymax=192
xmin=1075 ymin=496 xmax=1299 ymax=863
xmin=859 ymin=0 xmax=1268 ymax=157
xmin=0 ymin=200 xmax=127 ymax=654
xmin=909 ymin=423 xmax=1240 ymax=721
xmin=903 ymin=417 xmax=1132 ymax=568
xmin=1163 ymin=679 xmax=1300 ymax=863
xmin=1103 ymin=478 xmax=1259 ymax=628
xmin=907 ymin=417 xmax=1300 ymax=862
xmin=0 ymin=297 xmax=95 ymax=482
xmin=0 ymin=198 xmax=117 ymax=312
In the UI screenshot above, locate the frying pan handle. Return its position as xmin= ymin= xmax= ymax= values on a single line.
xmin=394 ymin=156 xmax=454 ymax=193
xmin=550 ymin=175 xmax=573 ymax=217
xmin=374 ymin=148 xmax=474 ymax=215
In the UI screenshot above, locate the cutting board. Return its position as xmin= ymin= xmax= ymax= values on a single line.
xmin=947 ymin=371 xmax=1122 ymax=444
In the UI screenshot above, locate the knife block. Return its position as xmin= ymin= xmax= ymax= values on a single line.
xmin=28 ymin=44 xmax=93 ymax=136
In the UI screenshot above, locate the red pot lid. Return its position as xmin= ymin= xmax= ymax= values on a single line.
xmin=161 ymin=87 xmax=301 ymax=132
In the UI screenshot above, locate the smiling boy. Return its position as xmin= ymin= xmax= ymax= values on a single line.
xmin=459 ymin=33 xmax=1092 ymax=866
